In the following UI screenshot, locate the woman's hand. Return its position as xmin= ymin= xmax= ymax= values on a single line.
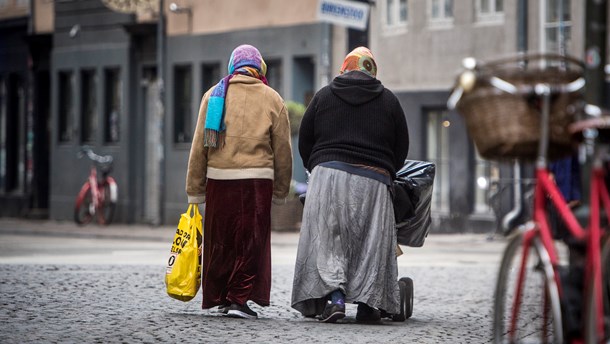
xmin=272 ymin=197 xmax=287 ymax=205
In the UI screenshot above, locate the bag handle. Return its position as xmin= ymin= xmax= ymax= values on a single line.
xmin=187 ymin=203 xmax=201 ymax=218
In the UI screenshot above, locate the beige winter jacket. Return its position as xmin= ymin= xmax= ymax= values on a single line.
xmin=186 ymin=74 xmax=293 ymax=204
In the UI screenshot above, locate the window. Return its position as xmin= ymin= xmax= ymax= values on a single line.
xmin=174 ymin=65 xmax=193 ymax=144
xmin=429 ymin=0 xmax=453 ymax=28
xmin=4 ymin=74 xmax=24 ymax=193
xmin=80 ymin=70 xmax=97 ymax=143
xmin=104 ymin=68 xmax=121 ymax=144
xmin=201 ymin=63 xmax=221 ymax=94
xmin=0 ymin=77 xmax=5 ymax=191
xmin=266 ymin=60 xmax=282 ymax=97
xmin=426 ymin=109 xmax=450 ymax=213
xmin=58 ymin=71 xmax=74 ymax=143
xmin=473 ymin=150 xmax=497 ymax=214
xmin=476 ymin=0 xmax=504 ymax=23
xmin=383 ymin=0 xmax=408 ymax=34
xmin=542 ymin=0 xmax=571 ymax=54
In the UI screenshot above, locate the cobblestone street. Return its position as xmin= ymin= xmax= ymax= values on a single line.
xmin=0 ymin=219 xmax=505 ymax=343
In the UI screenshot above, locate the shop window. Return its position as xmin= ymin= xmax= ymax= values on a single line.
xmin=2 ymin=74 xmax=24 ymax=193
xmin=80 ymin=70 xmax=97 ymax=143
xmin=0 ymin=77 xmax=5 ymax=191
xmin=425 ymin=109 xmax=450 ymax=213
xmin=58 ymin=71 xmax=74 ymax=143
xmin=104 ymin=68 xmax=121 ymax=144
xmin=174 ymin=65 xmax=193 ymax=144
xmin=201 ymin=63 xmax=221 ymax=94
xmin=473 ymin=150 xmax=497 ymax=214
xmin=266 ymin=60 xmax=282 ymax=97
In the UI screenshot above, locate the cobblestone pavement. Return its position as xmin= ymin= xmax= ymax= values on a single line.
xmin=0 ymin=219 xmax=506 ymax=343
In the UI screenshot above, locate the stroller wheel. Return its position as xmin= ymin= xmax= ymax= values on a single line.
xmin=392 ymin=277 xmax=414 ymax=322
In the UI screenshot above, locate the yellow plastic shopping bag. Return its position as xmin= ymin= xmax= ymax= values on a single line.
xmin=165 ymin=204 xmax=203 ymax=301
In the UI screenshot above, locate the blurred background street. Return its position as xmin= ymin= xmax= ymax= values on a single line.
xmin=1 ymin=0 xmax=608 ymax=342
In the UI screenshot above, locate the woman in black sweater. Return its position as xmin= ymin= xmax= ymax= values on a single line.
xmin=291 ymin=47 xmax=409 ymax=323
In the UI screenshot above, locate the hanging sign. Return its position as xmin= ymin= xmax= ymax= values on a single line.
xmin=317 ymin=0 xmax=370 ymax=31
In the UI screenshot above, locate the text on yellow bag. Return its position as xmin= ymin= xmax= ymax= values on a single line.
xmin=165 ymin=204 xmax=203 ymax=301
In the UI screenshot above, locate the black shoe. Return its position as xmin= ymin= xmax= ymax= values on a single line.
xmin=356 ymin=303 xmax=381 ymax=323
xmin=320 ymin=302 xmax=345 ymax=323
xmin=224 ymin=303 xmax=258 ymax=319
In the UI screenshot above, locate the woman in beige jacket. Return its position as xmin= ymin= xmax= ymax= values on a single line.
xmin=186 ymin=44 xmax=292 ymax=319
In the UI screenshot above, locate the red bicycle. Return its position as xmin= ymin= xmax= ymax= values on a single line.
xmin=449 ymin=53 xmax=610 ymax=343
xmin=74 ymin=147 xmax=118 ymax=225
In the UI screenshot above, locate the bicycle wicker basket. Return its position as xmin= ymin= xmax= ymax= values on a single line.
xmin=455 ymin=54 xmax=584 ymax=161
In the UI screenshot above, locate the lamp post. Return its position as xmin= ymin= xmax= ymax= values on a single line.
xmin=157 ymin=0 xmax=166 ymax=224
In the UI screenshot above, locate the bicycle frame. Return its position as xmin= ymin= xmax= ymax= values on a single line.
xmin=450 ymin=55 xmax=609 ymax=342
xmin=508 ymin=93 xmax=609 ymax=341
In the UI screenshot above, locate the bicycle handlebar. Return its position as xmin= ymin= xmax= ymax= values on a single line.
xmin=488 ymin=76 xmax=585 ymax=96
xmin=77 ymin=148 xmax=113 ymax=165
xmin=447 ymin=56 xmax=586 ymax=110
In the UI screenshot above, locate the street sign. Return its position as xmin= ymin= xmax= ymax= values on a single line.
xmin=317 ymin=0 xmax=370 ymax=31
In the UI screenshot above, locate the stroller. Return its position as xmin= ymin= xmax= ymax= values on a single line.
xmin=299 ymin=160 xmax=436 ymax=322
xmin=384 ymin=160 xmax=435 ymax=322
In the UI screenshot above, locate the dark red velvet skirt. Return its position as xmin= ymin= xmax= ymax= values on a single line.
xmin=201 ymin=178 xmax=273 ymax=309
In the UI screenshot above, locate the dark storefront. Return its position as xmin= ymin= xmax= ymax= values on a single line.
xmin=49 ymin=1 xmax=134 ymax=222
xmin=0 ymin=15 xmax=51 ymax=219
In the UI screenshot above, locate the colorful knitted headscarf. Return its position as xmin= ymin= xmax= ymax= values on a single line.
xmin=339 ymin=46 xmax=377 ymax=78
xmin=204 ymin=44 xmax=268 ymax=148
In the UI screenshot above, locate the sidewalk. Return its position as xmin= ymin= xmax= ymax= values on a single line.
xmin=0 ymin=217 xmax=303 ymax=254
xmin=0 ymin=217 xmax=175 ymax=242
xmin=0 ymin=217 xmax=508 ymax=268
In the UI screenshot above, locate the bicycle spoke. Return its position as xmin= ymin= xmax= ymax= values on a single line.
xmin=494 ymin=231 xmax=562 ymax=343
xmin=97 ymin=183 xmax=116 ymax=225
xmin=74 ymin=186 xmax=94 ymax=225
xmin=585 ymin=234 xmax=610 ymax=342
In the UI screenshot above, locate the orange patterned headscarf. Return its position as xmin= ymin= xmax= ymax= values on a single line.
xmin=339 ymin=46 xmax=377 ymax=78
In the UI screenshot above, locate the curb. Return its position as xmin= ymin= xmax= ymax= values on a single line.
xmin=0 ymin=218 xmax=174 ymax=242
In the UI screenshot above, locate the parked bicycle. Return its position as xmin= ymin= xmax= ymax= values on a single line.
xmin=74 ymin=147 xmax=118 ymax=225
xmin=449 ymin=53 xmax=610 ymax=343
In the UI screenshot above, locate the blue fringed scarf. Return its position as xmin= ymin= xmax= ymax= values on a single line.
xmin=204 ymin=44 xmax=268 ymax=148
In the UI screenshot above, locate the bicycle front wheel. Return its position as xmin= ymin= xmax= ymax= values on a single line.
xmin=584 ymin=234 xmax=610 ymax=343
xmin=74 ymin=183 xmax=94 ymax=225
xmin=97 ymin=179 xmax=117 ymax=225
xmin=493 ymin=228 xmax=564 ymax=344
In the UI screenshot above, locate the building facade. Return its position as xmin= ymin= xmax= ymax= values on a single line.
xmin=3 ymin=0 xmax=350 ymax=226
xmin=370 ymin=0 xmax=599 ymax=232
xmin=0 ymin=0 xmax=607 ymax=233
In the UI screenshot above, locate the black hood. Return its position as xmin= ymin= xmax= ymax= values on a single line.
xmin=329 ymin=73 xmax=384 ymax=105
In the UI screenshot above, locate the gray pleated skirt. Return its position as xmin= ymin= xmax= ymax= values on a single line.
xmin=291 ymin=165 xmax=400 ymax=316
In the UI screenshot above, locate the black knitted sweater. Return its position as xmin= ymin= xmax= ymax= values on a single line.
xmin=298 ymin=73 xmax=410 ymax=178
